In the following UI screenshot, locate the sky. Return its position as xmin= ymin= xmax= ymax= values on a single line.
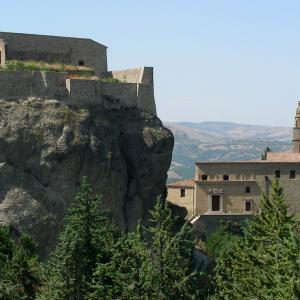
xmin=1 ymin=0 xmax=300 ymax=127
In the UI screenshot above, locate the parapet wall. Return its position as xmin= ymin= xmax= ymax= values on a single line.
xmin=0 ymin=70 xmax=156 ymax=115
xmin=108 ymin=67 xmax=153 ymax=84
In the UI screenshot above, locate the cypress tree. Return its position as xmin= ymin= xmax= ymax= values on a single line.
xmin=213 ymin=180 xmax=300 ymax=299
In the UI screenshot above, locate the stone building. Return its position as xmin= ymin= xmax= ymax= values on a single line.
xmin=0 ymin=32 xmax=156 ymax=115
xmin=167 ymin=102 xmax=300 ymax=223
xmin=0 ymin=32 xmax=107 ymax=76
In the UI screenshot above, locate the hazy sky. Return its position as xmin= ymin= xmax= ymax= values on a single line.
xmin=1 ymin=0 xmax=300 ymax=127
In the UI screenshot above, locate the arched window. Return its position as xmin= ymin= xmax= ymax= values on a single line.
xmin=78 ymin=60 xmax=84 ymax=66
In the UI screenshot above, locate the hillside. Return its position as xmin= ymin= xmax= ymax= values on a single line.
xmin=165 ymin=121 xmax=292 ymax=182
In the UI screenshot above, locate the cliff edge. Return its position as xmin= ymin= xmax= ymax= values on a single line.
xmin=0 ymin=98 xmax=173 ymax=257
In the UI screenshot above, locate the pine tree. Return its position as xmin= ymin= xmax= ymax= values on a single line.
xmin=89 ymin=223 xmax=149 ymax=299
xmin=0 ymin=228 xmax=40 ymax=300
xmin=144 ymin=197 xmax=202 ymax=299
xmin=213 ymin=180 xmax=300 ymax=299
xmin=38 ymin=177 xmax=119 ymax=300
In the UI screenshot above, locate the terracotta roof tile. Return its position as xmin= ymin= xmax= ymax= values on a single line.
xmin=267 ymin=152 xmax=300 ymax=162
xmin=167 ymin=178 xmax=194 ymax=188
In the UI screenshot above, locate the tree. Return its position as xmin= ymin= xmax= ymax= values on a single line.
xmin=89 ymin=197 xmax=204 ymax=299
xmin=89 ymin=223 xmax=149 ymax=299
xmin=213 ymin=180 xmax=300 ymax=299
xmin=205 ymin=221 xmax=242 ymax=258
xmin=261 ymin=146 xmax=271 ymax=160
xmin=38 ymin=177 xmax=119 ymax=300
xmin=0 ymin=227 xmax=39 ymax=300
xmin=144 ymin=197 xmax=202 ymax=299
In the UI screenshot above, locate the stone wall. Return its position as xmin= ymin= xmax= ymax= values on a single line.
xmin=0 ymin=40 xmax=5 ymax=68
xmin=192 ymin=214 xmax=252 ymax=239
xmin=0 ymin=32 xmax=107 ymax=76
xmin=109 ymin=67 xmax=153 ymax=84
xmin=0 ymin=70 xmax=68 ymax=100
xmin=0 ymin=71 xmax=157 ymax=115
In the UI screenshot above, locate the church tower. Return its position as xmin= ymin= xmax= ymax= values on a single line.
xmin=292 ymin=101 xmax=300 ymax=152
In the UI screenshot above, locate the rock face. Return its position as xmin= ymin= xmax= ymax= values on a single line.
xmin=0 ymin=98 xmax=173 ymax=257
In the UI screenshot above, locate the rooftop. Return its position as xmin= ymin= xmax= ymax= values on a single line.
xmin=195 ymin=159 xmax=300 ymax=165
xmin=266 ymin=152 xmax=300 ymax=162
xmin=167 ymin=178 xmax=194 ymax=188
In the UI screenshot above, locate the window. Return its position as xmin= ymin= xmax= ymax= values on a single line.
xmin=275 ymin=170 xmax=280 ymax=179
xmin=201 ymin=174 xmax=208 ymax=180
xmin=223 ymin=174 xmax=229 ymax=181
xmin=180 ymin=189 xmax=185 ymax=198
xmin=0 ymin=51 xmax=1 ymax=65
xmin=78 ymin=60 xmax=85 ymax=66
xmin=245 ymin=186 xmax=251 ymax=193
xmin=290 ymin=170 xmax=296 ymax=179
xmin=245 ymin=200 xmax=252 ymax=212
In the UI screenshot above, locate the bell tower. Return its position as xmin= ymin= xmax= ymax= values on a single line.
xmin=292 ymin=101 xmax=300 ymax=152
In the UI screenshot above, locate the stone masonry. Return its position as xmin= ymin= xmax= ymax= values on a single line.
xmin=0 ymin=32 xmax=156 ymax=115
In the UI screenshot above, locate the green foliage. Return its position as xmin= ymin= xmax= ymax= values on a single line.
xmin=144 ymin=198 xmax=200 ymax=299
xmin=213 ymin=180 xmax=300 ymax=299
xmin=101 ymin=76 xmax=121 ymax=83
xmin=0 ymin=228 xmax=39 ymax=300
xmin=38 ymin=177 xmax=120 ymax=300
xmin=89 ymin=197 xmax=204 ymax=299
xmin=261 ymin=146 xmax=272 ymax=160
xmin=205 ymin=221 xmax=242 ymax=258
xmin=5 ymin=60 xmax=96 ymax=77
xmin=89 ymin=224 xmax=149 ymax=299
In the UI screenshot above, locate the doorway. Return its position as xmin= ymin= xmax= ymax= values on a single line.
xmin=211 ymin=195 xmax=220 ymax=211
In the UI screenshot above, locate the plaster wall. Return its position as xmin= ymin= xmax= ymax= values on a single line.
xmin=195 ymin=162 xmax=300 ymax=216
xmin=167 ymin=187 xmax=194 ymax=217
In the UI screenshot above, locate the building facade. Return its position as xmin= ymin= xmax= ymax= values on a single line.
xmin=0 ymin=32 xmax=157 ymax=115
xmin=167 ymin=102 xmax=300 ymax=220
xmin=0 ymin=32 xmax=107 ymax=76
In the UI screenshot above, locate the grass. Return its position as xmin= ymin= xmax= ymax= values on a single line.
xmin=2 ymin=60 xmax=123 ymax=83
xmin=4 ymin=60 xmax=96 ymax=78
xmin=100 ymin=77 xmax=121 ymax=83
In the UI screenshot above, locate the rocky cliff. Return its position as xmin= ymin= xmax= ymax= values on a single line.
xmin=0 ymin=98 xmax=173 ymax=257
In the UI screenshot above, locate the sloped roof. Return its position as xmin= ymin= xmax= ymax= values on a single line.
xmin=267 ymin=152 xmax=300 ymax=162
xmin=167 ymin=178 xmax=194 ymax=188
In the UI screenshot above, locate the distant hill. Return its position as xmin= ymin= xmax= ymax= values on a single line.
xmin=164 ymin=121 xmax=292 ymax=182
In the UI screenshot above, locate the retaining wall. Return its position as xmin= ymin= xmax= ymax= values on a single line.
xmin=0 ymin=71 xmax=156 ymax=115
xmin=0 ymin=70 xmax=68 ymax=100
